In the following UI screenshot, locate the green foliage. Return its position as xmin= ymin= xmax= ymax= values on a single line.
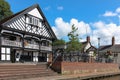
xmin=66 ymin=24 xmax=82 ymax=52
xmin=0 ymin=0 xmax=13 ymax=20
xmin=52 ymin=39 xmax=65 ymax=46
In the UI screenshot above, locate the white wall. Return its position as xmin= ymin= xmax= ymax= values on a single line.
xmin=28 ymin=8 xmax=43 ymax=19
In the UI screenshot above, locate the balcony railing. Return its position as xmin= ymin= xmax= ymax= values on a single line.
xmin=2 ymin=39 xmax=52 ymax=51
xmin=24 ymin=44 xmax=39 ymax=49
xmin=40 ymin=46 xmax=52 ymax=51
xmin=2 ymin=39 xmax=22 ymax=47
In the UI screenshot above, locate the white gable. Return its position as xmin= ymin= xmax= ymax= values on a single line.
xmin=1 ymin=5 xmax=55 ymax=39
xmin=28 ymin=8 xmax=43 ymax=19
xmin=84 ymin=43 xmax=91 ymax=52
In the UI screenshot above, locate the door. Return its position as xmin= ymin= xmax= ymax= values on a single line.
xmin=38 ymin=53 xmax=47 ymax=62
xmin=11 ymin=49 xmax=16 ymax=63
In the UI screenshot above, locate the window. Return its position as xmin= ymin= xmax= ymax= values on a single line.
xmin=1 ymin=47 xmax=10 ymax=61
xmin=28 ymin=16 xmax=39 ymax=26
xmin=29 ymin=17 xmax=32 ymax=24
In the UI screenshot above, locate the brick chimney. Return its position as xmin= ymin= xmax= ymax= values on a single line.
xmin=86 ymin=36 xmax=90 ymax=42
xmin=112 ymin=36 xmax=115 ymax=46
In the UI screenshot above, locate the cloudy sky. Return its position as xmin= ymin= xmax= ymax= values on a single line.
xmin=6 ymin=0 xmax=120 ymax=47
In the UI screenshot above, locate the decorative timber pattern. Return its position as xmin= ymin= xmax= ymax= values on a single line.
xmin=0 ymin=4 xmax=57 ymax=40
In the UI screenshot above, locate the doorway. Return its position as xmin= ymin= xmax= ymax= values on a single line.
xmin=38 ymin=53 xmax=47 ymax=62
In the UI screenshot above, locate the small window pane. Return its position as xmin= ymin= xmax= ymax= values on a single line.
xmin=36 ymin=20 xmax=38 ymax=26
xmin=6 ymin=55 xmax=10 ymax=60
xmin=29 ymin=17 xmax=32 ymax=23
xmin=1 ymin=47 xmax=5 ymax=53
xmin=6 ymin=48 xmax=10 ymax=54
xmin=1 ymin=54 xmax=5 ymax=60
xmin=33 ymin=18 xmax=34 ymax=25
xmin=34 ymin=18 xmax=36 ymax=25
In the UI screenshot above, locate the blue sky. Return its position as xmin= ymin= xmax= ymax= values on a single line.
xmin=6 ymin=0 xmax=120 ymax=46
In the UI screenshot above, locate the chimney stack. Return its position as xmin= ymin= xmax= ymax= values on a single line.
xmin=112 ymin=36 xmax=115 ymax=46
xmin=87 ymin=36 xmax=90 ymax=42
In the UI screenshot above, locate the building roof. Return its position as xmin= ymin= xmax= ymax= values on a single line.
xmin=80 ymin=36 xmax=97 ymax=53
xmin=86 ymin=46 xmax=97 ymax=52
xmin=0 ymin=4 xmax=57 ymax=40
xmin=99 ymin=44 xmax=120 ymax=53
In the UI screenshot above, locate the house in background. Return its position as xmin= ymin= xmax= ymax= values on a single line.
xmin=0 ymin=4 xmax=57 ymax=63
xmin=81 ymin=36 xmax=97 ymax=56
xmin=99 ymin=36 xmax=120 ymax=64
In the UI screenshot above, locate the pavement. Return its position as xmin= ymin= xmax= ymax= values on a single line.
xmin=19 ymin=71 xmax=120 ymax=80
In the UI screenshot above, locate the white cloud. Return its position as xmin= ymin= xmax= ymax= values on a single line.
xmin=57 ymin=6 xmax=64 ymax=10
xmin=52 ymin=17 xmax=91 ymax=39
xmin=91 ymin=21 xmax=120 ymax=46
xmin=103 ymin=11 xmax=117 ymax=17
xmin=116 ymin=7 xmax=120 ymax=13
xmin=103 ymin=7 xmax=120 ymax=17
xmin=52 ymin=17 xmax=71 ymax=38
xmin=52 ymin=17 xmax=120 ymax=47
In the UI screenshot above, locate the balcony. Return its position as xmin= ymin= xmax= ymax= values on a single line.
xmin=2 ymin=39 xmax=22 ymax=47
xmin=24 ymin=43 xmax=39 ymax=49
xmin=1 ymin=39 xmax=52 ymax=51
xmin=40 ymin=46 xmax=52 ymax=51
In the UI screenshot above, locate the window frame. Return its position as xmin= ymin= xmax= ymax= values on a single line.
xmin=28 ymin=16 xmax=39 ymax=26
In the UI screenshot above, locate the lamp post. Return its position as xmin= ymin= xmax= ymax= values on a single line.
xmin=98 ymin=38 xmax=100 ymax=49
xmin=98 ymin=38 xmax=100 ymax=62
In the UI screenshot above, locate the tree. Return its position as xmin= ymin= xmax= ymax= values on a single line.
xmin=0 ymin=0 xmax=13 ymax=20
xmin=52 ymin=39 xmax=65 ymax=46
xmin=66 ymin=24 xmax=81 ymax=52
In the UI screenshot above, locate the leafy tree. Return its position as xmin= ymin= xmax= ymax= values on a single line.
xmin=52 ymin=39 xmax=65 ymax=46
xmin=66 ymin=24 xmax=81 ymax=52
xmin=0 ymin=0 xmax=13 ymax=20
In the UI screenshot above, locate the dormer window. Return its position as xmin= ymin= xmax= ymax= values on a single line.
xmin=28 ymin=16 xmax=39 ymax=26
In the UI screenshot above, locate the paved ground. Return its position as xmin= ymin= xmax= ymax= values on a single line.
xmin=19 ymin=71 xmax=120 ymax=80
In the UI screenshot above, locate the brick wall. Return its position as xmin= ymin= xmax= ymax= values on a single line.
xmin=51 ymin=61 xmax=119 ymax=75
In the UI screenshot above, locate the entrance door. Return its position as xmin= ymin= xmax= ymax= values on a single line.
xmin=20 ymin=51 xmax=33 ymax=62
xmin=1 ymin=47 xmax=11 ymax=61
xmin=38 ymin=53 xmax=47 ymax=62
xmin=11 ymin=49 xmax=16 ymax=63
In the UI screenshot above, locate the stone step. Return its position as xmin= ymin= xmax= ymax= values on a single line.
xmin=0 ymin=63 xmax=58 ymax=80
xmin=0 ymin=73 xmax=57 ymax=80
xmin=0 ymin=69 xmax=53 ymax=74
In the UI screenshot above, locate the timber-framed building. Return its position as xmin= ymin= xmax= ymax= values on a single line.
xmin=0 ymin=4 xmax=57 ymax=63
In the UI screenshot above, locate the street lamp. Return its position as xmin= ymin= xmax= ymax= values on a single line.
xmin=98 ymin=37 xmax=100 ymax=62
xmin=98 ymin=38 xmax=100 ymax=48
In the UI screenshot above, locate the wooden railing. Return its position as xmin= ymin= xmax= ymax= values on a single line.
xmin=2 ymin=39 xmax=52 ymax=51
xmin=2 ymin=40 xmax=22 ymax=47
xmin=24 ymin=44 xmax=39 ymax=49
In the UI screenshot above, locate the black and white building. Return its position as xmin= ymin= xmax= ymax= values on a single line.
xmin=0 ymin=4 xmax=57 ymax=63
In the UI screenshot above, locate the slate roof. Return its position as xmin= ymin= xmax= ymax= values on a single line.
xmin=0 ymin=4 xmax=57 ymax=40
xmin=99 ymin=44 xmax=120 ymax=53
xmin=86 ymin=46 xmax=97 ymax=52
